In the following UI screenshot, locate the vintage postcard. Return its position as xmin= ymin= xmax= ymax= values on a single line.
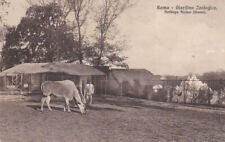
xmin=0 ymin=0 xmax=224 ymax=142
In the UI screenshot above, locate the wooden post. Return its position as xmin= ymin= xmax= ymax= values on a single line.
xmin=120 ymin=83 xmax=123 ymax=96
xmin=104 ymin=79 xmax=106 ymax=95
xmin=20 ymin=74 xmax=23 ymax=94
xmin=100 ymin=78 xmax=102 ymax=95
xmin=29 ymin=74 xmax=31 ymax=94
xmin=4 ymin=75 xmax=7 ymax=89
xmin=40 ymin=73 xmax=42 ymax=92
xmin=207 ymin=88 xmax=211 ymax=105
xmin=78 ymin=76 xmax=83 ymax=95
xmin=94 ymin=76 xmax=97 ymax=95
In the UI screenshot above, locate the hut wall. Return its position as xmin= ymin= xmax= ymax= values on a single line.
xmin=19 ymin=74 xmax=30 ymax=93
xmin=106 ymin=76 xmax=154 ymax=98
xmin=0 ymin=77 xmax=5 ymax=89
xmin=92 ymin=76 xmax=107 ymax=95
xmin=107 ymin=79 xmax=121 ymax=95
xmin=30 ymin=74 xmax=42 ymax=92
xmin=46 ymin=73 xmax=62 ymax=81
xmin=0 ymin=72 xmax=103 ymax=94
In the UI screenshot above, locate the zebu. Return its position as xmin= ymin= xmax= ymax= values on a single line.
xmin=40 ymin=80 xmax=86 ymax=114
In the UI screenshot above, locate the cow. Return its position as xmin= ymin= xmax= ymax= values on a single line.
xmin=84 ymin=83 xmax=95 ymax=105
xmin=40 ymin=80 xmax=86 ymax=114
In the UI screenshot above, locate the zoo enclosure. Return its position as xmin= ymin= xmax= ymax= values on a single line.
xmin=95 ymin=79 xmax=225 ymax=106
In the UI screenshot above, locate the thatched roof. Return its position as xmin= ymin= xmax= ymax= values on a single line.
xmin=110 ymin=69 xmax=162 ymax=85
xmin=0 ymin=63 xmax=105 ymax=76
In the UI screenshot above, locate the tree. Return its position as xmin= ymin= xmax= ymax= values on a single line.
xmin=90 ymin=0 xmax=130 ymax=67
xmin=28 ymin=0 xmax=93 ymax=64
xmin=26 ymin=0 xmax=71 ymax=20
xmin=25 ymin=0 xmax=130 ymax=67
xmin=0 ymin=0 xmax=10 ymax=71
xmin=2 ymin=3 xmax=76 ymax=69
xmin=200 ymin=71 xmax=225 ymax=90
xmin=0 ymin=0 xmax=9 ymax=40
xmin=0 ymin=0 xmax=9 ymax=23
xmin=66 ymin=0 xmax=92 ymax=64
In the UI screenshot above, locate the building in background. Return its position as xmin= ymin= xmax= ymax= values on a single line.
xmin=94 ymin=68 xmax=162 ymax=98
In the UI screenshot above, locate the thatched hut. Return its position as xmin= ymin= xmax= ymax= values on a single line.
xmin=0 ymin=63 xmax=105 ymax=95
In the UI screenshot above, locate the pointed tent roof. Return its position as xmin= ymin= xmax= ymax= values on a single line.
xmin=0 ymin=63 xmax=105 ymax=76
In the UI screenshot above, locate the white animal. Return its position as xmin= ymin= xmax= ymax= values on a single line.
xmin=84 ymin=83 xmax=95 ymax=105
xmin=153 ymin=84 xmax=163 ymax=93
xmin=41 ymin=80 xmax=86 ymax=114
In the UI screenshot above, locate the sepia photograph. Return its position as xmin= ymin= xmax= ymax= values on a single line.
xmin=0 ymin=0 xmax=225 ymax=142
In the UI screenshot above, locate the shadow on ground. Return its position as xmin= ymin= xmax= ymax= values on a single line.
xmin=25 ymin=94 xmax=177 ymax=112
xmin=26 ymin=102 xmax=123 ymax=113
xmin=26 ymin=104 xmax=81 ymax=114
xmin=94 ymin=95 xmax=175 ymax=111
xmin=25 ymin=95 xmax=175 ymax=112
xmin=87 ymin=105 xmax=123 ymax=112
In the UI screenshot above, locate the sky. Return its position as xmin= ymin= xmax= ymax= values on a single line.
xmin=2 ymin=0 xmax=225 ymax=76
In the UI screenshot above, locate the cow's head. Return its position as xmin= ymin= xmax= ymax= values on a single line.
xmin=78 ymin=96 xmax=87 ymax=115
xmin=77 ymin=102 xmax=86 ymax=115
xmin=74 ymin=95 xmax=87 ymax=115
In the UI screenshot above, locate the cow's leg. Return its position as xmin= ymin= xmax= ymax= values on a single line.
xmin=82 ymin=94 xmax=87 ymax=105
xmin=90 ymin=95 xmax=93 ymax=104
xmin=65 ymin=98 xmax=71 ymax=112
xmin=46 ymin=96 xmax=52 ymax=111
xmin=73 ymin=98 xmax=78 ymax=108
xmin=41 ymin=97 xmax=47 ymax=111
xmin=63 ymin=101 xmax=66 ymax=112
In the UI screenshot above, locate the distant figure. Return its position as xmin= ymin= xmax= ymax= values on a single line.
xmin=85 ymin=82 xmax=95 ymax=105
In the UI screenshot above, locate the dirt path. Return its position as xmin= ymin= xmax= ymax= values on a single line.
xmin=0 ymin=95 xmax=225 ymax=142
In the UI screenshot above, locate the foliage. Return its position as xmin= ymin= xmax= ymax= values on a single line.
xmin=87 ymin=41 xmax=128 ymax=67
xmin=200 ymin=71 xmax=225 ymax=91
xmin=2 ymin=0 xmax=131 ymax=69
xmin=89 ymin=0 xmax=130 ymax=68
xmin=2 ymin=3 xmax=77 ymax=69
xmin=26 ymin=0 xmax=92 ymax=64
xmin=26 ymin=0 xmax=71 ymax=19
xmin=65 ymin=0 xmax=92 ymax=64
xmin=0 ymin=0 xmax=9 ymax=23
xmin=0 ymin=0 xmax=9 ymax=42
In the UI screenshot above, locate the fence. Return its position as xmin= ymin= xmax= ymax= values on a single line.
xmin=94 ymin=79 xmax=160 ymax=97
xmin=94 ymin=79 xmax=225 ymax=107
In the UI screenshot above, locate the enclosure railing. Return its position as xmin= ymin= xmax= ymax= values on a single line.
xmin=94 ymin=79 xmax=225 ymax=107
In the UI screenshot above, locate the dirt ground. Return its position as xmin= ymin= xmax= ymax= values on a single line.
xmin=0 ymin=95 xmax=225 ymax=142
